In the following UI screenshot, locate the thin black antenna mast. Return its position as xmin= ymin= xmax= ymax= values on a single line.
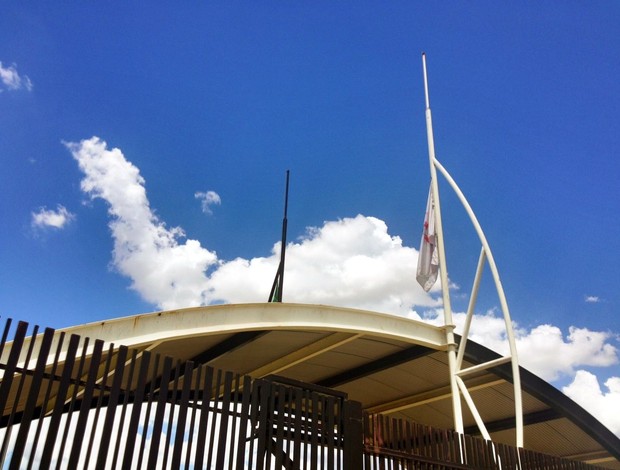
xmin=269 ymin=170 xmax=290 ymax=302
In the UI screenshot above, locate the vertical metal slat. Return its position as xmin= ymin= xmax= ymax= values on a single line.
xmin=0 ymin=320 xmax=26 ymax=416
xmin=136 ymin=352 xmax=161 ymax=469
xmin=193 ymin=365 xmax=214 ymax=470
xmin=255 ymin=379 xmax=271 ymax=470
xmin=326 ymin=395 xmax=335 ymax=470
xmin=110 ymin=347 xmax=137 ymax=469
xmin=205 ymin=368 xmax=223 ymax=469
xmin=56 ymin=336 xmax=90 ymax=470
xmin=66 ymin=339 xmax=104 ymax=469
xmin=82 ymin=343 xmax=115 ymax=469
xmin=38 ymin=333 xmax=80 ymax=468
xmin=234 ymin=375 xmax=252 ymax=469
xmin=184 ymin=364 xmax=202 ymax=470
xmin=273 ymin=384 xmax=286 ymax=469
xmin=29 ymin=331 xmax=67 ymax=469
xmin=215 ymin=370 xmax=234 ymax=469
xmin=247 ymin=376 xmax=263 ymax=469
xmin=146 ymin=355 xmax=173 ymax=469
xmin=227 ymin=373 xmax=241 ymax=470
xmin=171 ymin=360 xmax=194 ymax=469
xmin=121 ymin=349 xmax=152 ymax=469
xmin=310 ymin=392 xmax=319 ymax=470
xmin=0 ymin=322 xmax=36 ymax=465
xmin=0 ymin=318 xmax=14 ymax=361
xmin=264 ymin=381 xmax=278 ymax=469
xmin=9 ymin=327 xmax=55 ymax=468
xmin=93 ymin=346 xmax=127 ymax=469
xmin=161 ymin=359 xmax=182 ymax=469
xmin=0 ymin=321 xmax=31 ymax=467
xmin=291 ymin=387 xmax=303 ymax=470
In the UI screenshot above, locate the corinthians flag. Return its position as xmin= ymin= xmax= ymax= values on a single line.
xmin=416 ymin=186 xmax=439 ymax=292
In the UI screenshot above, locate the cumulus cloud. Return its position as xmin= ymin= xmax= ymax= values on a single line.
xmin=210 ymin=215 xmax=441 ymax=312
xmin=66 ymin=137 xmax=218 ymax=310
xmin=563 ymin=371 xmax=620 ymax=436
xmin=0 ymin=61 xmax=33 ymax=92
xmin=585 ymin=295 xmax=600 ymax=303
xmin=195 ymin=190 xmax=221 ymax=214
xmin=31 ymin=205 xmax=75 ymax=229
xmin=422 ymin=309 xmax=619 ymax=382
xmin=515 ymin=326 xmax=618 ymax=380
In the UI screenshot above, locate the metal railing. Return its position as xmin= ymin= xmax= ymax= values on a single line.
xmin=0 ymin=319 xmax=361 ymax=469
xmin=363 ymin=412 xmax=607 ymax=470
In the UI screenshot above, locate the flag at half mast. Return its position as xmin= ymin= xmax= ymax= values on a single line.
xmin=416 ymin=186 xmax=439 ymax=292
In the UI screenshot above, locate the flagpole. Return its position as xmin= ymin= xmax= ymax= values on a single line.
xmin=278 ymin=170 xmax=290 ymax=301
xmin=269 ymin=170 xmax=290 ymax=302
xmin=422 ymin=53 xmax=464 ymax=435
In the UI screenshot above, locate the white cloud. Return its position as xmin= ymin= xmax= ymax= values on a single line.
xmin=422 ymin=309 xmax=619 ymax=382
xmin=585 ymin=295 xmax=600 ymax=303
xmin=515 ymin=326 xmax=618 ymax=381
xmin=0 ymin=61 xmax=33 ymax=92
xmin=31 ymin=205 xmax=75 ymax=229
xmin=563 ymin=370 xmax=620 ymax=436
xmin=66 ymin=137 xmax=218 ymax=310
xmin=195 ymin=190 xmax=221 ymax=214
xmin=210 ymin=215 xmax=441 ymax=312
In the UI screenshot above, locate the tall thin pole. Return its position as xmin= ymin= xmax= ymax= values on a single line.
xmin=269 ymin=170 xmax=290 ymax=303
xmin=422 ymin=53 xmax=464 ymax=435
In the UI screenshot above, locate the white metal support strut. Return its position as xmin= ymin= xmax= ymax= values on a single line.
xmin=422 ymin=54 xmax=464 ymax=438
xmin=421 ymin=53 xmax=524 ymax=448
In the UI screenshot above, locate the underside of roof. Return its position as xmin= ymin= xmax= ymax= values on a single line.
xmin=15 ymin=303 xmax=620 ymax=468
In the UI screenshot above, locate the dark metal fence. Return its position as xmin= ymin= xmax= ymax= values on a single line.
xmin=0 ymin=319 xmax=362 ymax=469
xmin=0 ymin=318 xmax=607 ymax=469
xmin=363 ymin=412 xmax=607 ymax=470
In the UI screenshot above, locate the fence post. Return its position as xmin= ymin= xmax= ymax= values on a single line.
xmin=343 ymin=400 xmax=363 ymax=469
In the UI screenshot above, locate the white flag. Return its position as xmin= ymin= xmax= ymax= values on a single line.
xmin=416 ymin=187 xmax=439 ymax=292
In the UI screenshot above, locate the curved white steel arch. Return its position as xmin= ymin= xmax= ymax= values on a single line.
xmin=36 ymin=303 xmax=448 ymax=358
xmin=434 ymin=159 xmax=524 ymax=445
xmin=421 ymin=53 xmax=523 ymax=448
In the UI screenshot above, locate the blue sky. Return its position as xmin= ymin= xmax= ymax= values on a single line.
xmin=2 ymin=3 xmax=619 ymax=434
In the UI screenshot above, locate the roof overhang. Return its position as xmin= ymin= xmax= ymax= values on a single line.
xmin=9 ymin=303 xmax=620 ymax=468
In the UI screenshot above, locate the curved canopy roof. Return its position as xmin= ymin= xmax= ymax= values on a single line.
xmin=29 ymin=303 xmax=620 ymax=468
